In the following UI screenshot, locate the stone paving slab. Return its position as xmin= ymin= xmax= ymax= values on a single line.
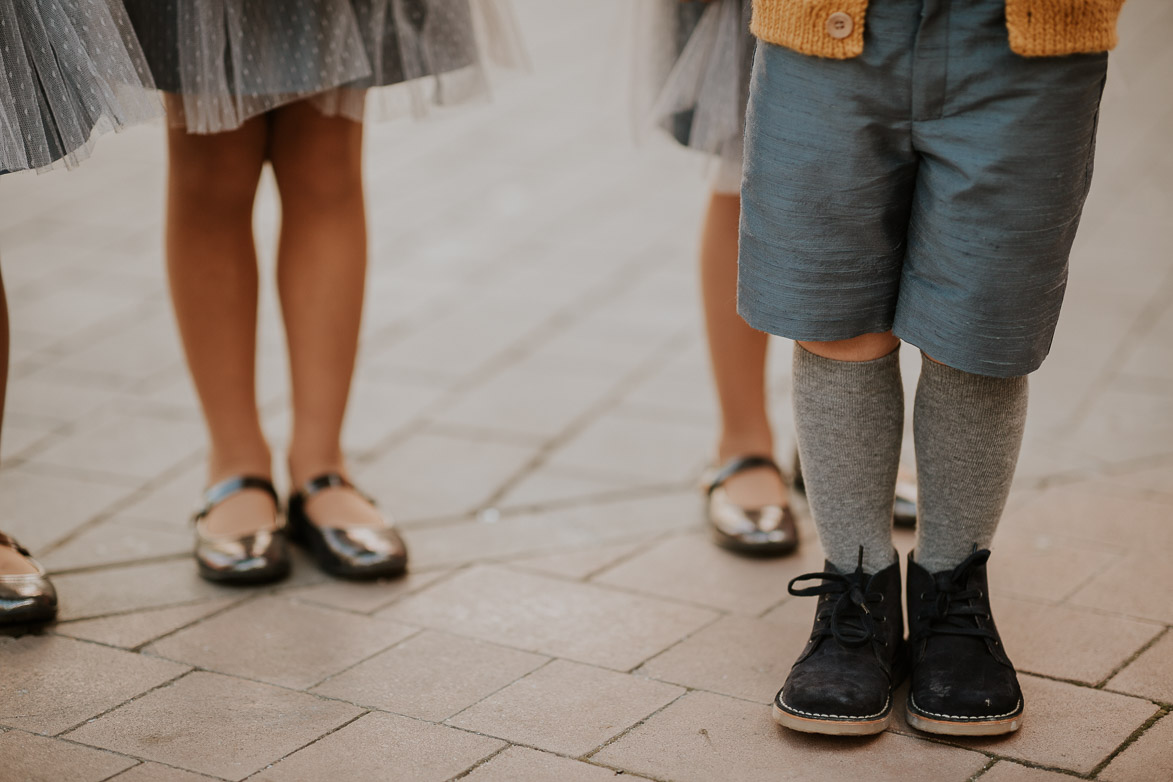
xmin=0 ymin=0 xmax=1170 ymax=779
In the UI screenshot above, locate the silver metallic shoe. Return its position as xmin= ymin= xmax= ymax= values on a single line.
xmin=0 ymin=532 xmax=58 ymax=625
xmin=193 ymin=476 xmax=291 ymax=585
xmin=703 ymin=455 xmax=798 ymax=557
xmin=286 ymin=473 xmax=408 ymax=580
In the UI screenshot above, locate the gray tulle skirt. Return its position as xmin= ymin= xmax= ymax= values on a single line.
xmin=632 ymin=0 xmax=753 ymax=171
xmin=123 ymin=0 xmax=527 ymax=134
xmin=0 ymin=0 xmax=160 ymax=173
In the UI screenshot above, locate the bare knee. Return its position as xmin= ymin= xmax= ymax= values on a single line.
xmin=166 ymin=127 xmax=266 ymax=213
xmin=798 ymin=332 xmax=901 ymax=362
xmin=270 ymin=112 xmax=363 ymax=210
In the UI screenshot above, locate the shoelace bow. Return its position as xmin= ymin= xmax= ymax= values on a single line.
xmin=788 ymin=551 xmax=885 ymax=648
xmin=915 ymin=547 xmax=997 ymax=642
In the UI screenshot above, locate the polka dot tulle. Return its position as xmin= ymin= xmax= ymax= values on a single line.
xmin=0 ymin=0 xmax=160 ymax=173
xmin=123 ymin=0 xmax=528 ymax=133
xmin=632 ymin=0 xmax=753 ymax=167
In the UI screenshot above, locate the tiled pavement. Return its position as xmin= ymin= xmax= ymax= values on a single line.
xmin=1 ymin=1 xmax=1171 ymax=780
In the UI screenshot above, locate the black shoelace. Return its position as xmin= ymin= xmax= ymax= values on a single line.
xmin=788 ymin=549 xmax=885 ymax=649
xmin=914 ymin=547 xmax=997 ymax=642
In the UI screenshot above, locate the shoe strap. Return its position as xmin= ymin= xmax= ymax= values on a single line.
xmin=194 ymin=476 xmax=279 ymax=523
xmin=295 ymin=473 xmax=376 ymax=505
xmin=704 ymin=455 xmax=783 ymax=494
xmin=0 ymin=531 xmax=31 ymax=558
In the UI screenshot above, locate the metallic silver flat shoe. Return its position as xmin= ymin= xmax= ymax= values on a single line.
xmin=193 ymin=476 xmax=291 ymax=585
xmin=0 ymin=532 xmax=58 ymax=625
xmin=287 ymin=473 xmax=408 ymax=580
xmin=703 ymin=455 xmax=798 ymax=557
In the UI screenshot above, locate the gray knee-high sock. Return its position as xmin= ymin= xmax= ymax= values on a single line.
xmin=913 ymin=358 xmax=1029 ymax=573
xmin=793 ymin=344 xmax=903 ymax=574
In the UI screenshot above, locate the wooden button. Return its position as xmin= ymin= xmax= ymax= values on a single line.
xmin=826 ymin=12 xmax=854 ymax=39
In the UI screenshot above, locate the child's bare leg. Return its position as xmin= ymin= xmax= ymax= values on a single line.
xmin=700 ymin=191 xmax=787 ymax=508
xmin=0 ymin=267 xmax=36 ymax=575
xmin=268 ymin=101 xmax=380 ymax=527
xmin=165 ymin=100 xmax=275 ymax=535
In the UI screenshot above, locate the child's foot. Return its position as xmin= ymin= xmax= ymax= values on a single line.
xmin=904 ymin=549 xmax=1024 ymax=736
xmin=0 ymin=532 xmax=58 ymax=625
xmin=192 ymin=476 xmax=290 ymax=585
xmin=703 ymin=454 xmax=797 ymax=557
xmin=286 ymin=472 xmax=407 ymax=580
xmin=773 ymin=554 xmax=905 ymax=735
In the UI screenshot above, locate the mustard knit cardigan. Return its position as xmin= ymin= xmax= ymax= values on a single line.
xmin=751 ymin=0 xmax=1126 ymax=59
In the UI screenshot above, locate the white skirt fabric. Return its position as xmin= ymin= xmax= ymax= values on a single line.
xmin=123 ymin=0 xmax=528 ymax=134
xmin=0 ymin=0 xmax=160 ymax=173
xmin=632 ymin=0 xmax=753 ymax=170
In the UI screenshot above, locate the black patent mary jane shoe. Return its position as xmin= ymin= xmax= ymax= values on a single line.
xmin=905 ymin=548 xmax=1023 ymax=736
xmin=703 ymin=455 xmax=797 ymax=557
xmin=193 ymin=476 xmax=291 ymax=585
xmin=0 ymin=533 xmax=57 ymax=625
xmin=287 ymin=473 xmax=408 ymax=580
xmin=774 ymin=552 xmax=907 ymax=735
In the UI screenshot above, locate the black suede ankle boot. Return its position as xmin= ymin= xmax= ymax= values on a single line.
xmin=906 ymin=548 xmax=1024 ymax=736
xmin=773 ymin=552 xmax=906 ymax=735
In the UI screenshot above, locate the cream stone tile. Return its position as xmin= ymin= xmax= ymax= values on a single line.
xmin=65 ymin=672 xmax=361 ymax=781
xmin=991 ymin=595 xmax=1163 ymax=684
xmin=978 ymin=760 xmax=1086 ymax=782
xmin=340 ymin=377 xmax=444 ymax=455
xmin=51 ymin=560 xmax=243 ymax=621
xmin=1000 ymin=484 xmax=1173 ymax=552
xmin=9 ymin=286 xmax=140 ymax=340
xmin=510 ymin=541 xmax=646 ymax=580
xmin=640 ymin=614 xmax=807 ymax=703
xmin=594 ymin=690 xmax=989 ymax=782
xmin=546 ymin=412 xmax=711 ymax=486
xmin=282 ymin=568 xmax=451 ymax=614
xmin=430 ymin=359 xmax=621 ymax=439
xmin=27 ymin=412 xmax=204 ymax=482
xmin=495 ymin=465 xmax=627 ymax=509
xmin=986 ymin=533 xmax=1121 ymax=603
xmin=4 ymin=376 xmax=121 ymax=425
xmin=1106 ymin=630 xmax=1173 ymax=703
xmin=250 ymin=710 xmax=504 ymax=782
xmin=1068 ymin=553 xmax=1173 ymax=624
xmin=113 ymin=463 xmax=207 ymax=530
xmin=0 ymin=636 xmax=189 ymax=735
xmin=1099 ymin=713 xmax=1173 ymax=782
xmin=313 ymin=630 xmax=547 ymax=720
xmin=39 ymin=519 xmax=191 ymax=571
xmin=55 ymin=597 xmax=241 ymax=649
xmin=0 ymin=416 xmax=57 ymax=462
xmin=1066 ymin=388 xmax=1173 ymax=465
xmin=356 ymin=431 xmax=538 ymax=523
xmin=891 ymin=675 xmax=1158 ymax=774
xmin=593 ymin=534 xmax=827 ymax=614
xmin=0 ymin=465 xmax=133 ymax=551
xmin=449 ymin=660 xmax=684 ymax=756
xmin=382 ymin=565 xmax=718 ymax=670
xmin=402 ymin=491 xmax=697 ymax=569
xmin=0 ymin=730 xmax=136 ymax=782
xmin=109 ymin=763 xmax=220 ymax=782
xmin=462 ymin=746 xmax=650 ymax=782
xmin=147 ymin=596 xmax=418 ymax=689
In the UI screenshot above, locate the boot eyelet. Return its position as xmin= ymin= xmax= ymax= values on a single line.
xmin=919 ymin=593 xmax=926 ymax=600
xmin=977 ymin=590 xmax=984 ymax=598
